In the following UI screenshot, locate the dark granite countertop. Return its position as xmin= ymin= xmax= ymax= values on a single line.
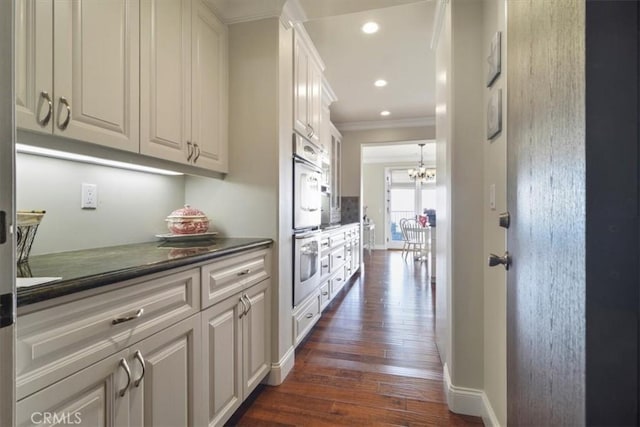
xmin=17 ymin=237 xmax=273 ymax=307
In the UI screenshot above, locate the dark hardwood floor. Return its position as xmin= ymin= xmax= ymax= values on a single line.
xmin=228 ymin=250 xmax=484 ymax=426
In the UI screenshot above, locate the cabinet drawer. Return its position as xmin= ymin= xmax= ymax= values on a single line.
xmin=17 ymin=268 xmax=200 ymax=400
xmin=319 ymin=281 xmax=330 ymax=311
xmin=331 ymin=267 xmax=346 ymax=297
xmin=293 ymin=292 xmax=320 ymax=346
xmin=320 ymin=236 xmax=330 ymax=253
xmin=330 ymin=247 xmax=345 ymax=271
xmin=329 ymin=232 xmax=345 ymax=248
xmin=201 ymin=249 xmax=270 ymax=309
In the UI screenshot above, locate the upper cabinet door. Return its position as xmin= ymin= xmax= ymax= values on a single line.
xmin=53 ymin=0 xmax=139 ymax=152
xmin=15 ymin=0 xmax=53 ymax=134
xmin=293 ymin=33 xmax=310 ymax=138
xmin=140 ymin=0 xmax=192 ymax=164
xmin=191 ymin=0 xmax=228 ymax=173
xmin=307 ymin=61 xmax=322 ymax=145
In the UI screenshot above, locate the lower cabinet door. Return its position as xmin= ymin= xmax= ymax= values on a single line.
xmin=202 ymin=293 xmax=243 ymax=427
xmin=129 ymin=315 xmax=203 ymax=427
xmin=16 ymin=349 xmax=130 ymax=427
xmin=242 ymin=279 xmax=271 ymax=397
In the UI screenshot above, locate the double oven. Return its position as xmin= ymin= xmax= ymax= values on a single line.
xmin=293 ymin=133 xmax=322 ymax=306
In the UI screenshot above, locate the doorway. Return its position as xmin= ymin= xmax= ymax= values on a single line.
xmin=361 ymin=141 xmax=436 ymax=251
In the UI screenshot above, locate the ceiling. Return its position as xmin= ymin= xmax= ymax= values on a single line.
xmin=362 ymin=141 xmax=436 ymax=164
xmin=302 ymin=0 xmax=435 ymax=128
xmin=207 ymin=0 xmax=436 ymax=130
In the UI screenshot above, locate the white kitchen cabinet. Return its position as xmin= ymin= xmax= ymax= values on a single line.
xmin=15 ymin=0 xmax=140 ymax=152
xmin=16 ymin=349 xmax=130 ymax=427
xmin=130 ymin=315 xmax=204 ymax=427
xmin=202 ymin=278 xmax=270 ymax=427
xmin=330 ymin=124 xmax=342 ymax=222
xmin=17 ymin=316 xmax=202 ymax=427
xmin=293 ymin=30 xmax=322 ymax=146
xmin=140 ymin=0 xmax=228 ymax=172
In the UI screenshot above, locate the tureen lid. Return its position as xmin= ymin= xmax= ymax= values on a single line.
xmin=166 ymin=204 xmax=208 ymax=219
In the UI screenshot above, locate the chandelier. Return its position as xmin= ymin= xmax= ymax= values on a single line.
xmin=408 ymin=143 xmax=436 ymax=183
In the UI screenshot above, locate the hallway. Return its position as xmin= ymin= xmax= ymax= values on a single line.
xmin=229 ymin=251 xmax=483 ymax=426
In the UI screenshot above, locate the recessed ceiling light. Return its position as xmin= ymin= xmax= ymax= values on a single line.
xmin=374 ymin=79 xmax=387 ymax=87
xmin=362 ymin=22 xmax=379 ymax=34
xmin=380 ymin=110 xmax=391 ymax=116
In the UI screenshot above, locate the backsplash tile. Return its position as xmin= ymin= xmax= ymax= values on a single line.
xmin=341 ymin=196 xmax=360 ymax=224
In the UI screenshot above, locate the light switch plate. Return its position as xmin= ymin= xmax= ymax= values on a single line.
xmin=81 ymin=183 xmax=97 ymax=209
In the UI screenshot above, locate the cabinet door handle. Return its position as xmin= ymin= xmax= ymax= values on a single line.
xmin=239 ymin=296 xmax=248 ymax=318
xmin=133 ymin=350 xmax=145 ymax=387
xmin=243 ymin=294 xmax=253 ymax=313
xmin=322 ymin=264 xmax=329 ymax=268
xmin=57 ymin=96 xmax=71 ymax=130
xmin=38 ymin=91 xmax=52 ymax=126
xmin=322 ymin=291 xmax=328 ymax=296
xmin=237 ymin=269 xmax=251 ymax=276
xmin=118 ymin=358 xmax=131 ymax=397
xmin=186 ymin=141 xmax=193 ymax=161
xmin=193 ymin=143 xmax=201 ymax=163
xmin=112 ymin=308 xmax=144 ymax=325
xmin=305 ymin=313 xmax=313 ymax=319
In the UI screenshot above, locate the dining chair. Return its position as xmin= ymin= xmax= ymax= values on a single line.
xmin=400 ymin=218 xmax=423 ymax=260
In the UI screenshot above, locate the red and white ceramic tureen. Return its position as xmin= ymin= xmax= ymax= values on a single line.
xmin=165 ymin=204 xmax=210 ymax=235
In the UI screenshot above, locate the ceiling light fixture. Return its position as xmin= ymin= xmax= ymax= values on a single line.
xmin=362 ymin=22 xmax=379 ymax=34
xmin=380 ymin=110 xmax=391 ymax=116
xmin=408 ymin=143 xmax=436 ymax=183
xmin=374 ymin=79 xmax=387 ymax=87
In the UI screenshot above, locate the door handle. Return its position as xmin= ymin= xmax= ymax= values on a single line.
xmin=488 ymin=252 xmax=512 ymax=271
xmin=499 ymin=212 xmax=510 ymax=229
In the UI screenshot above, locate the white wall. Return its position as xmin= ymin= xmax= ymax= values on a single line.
xmin=16 ymin=153 xmax=185 ymax=255
xmin=341 ymin=126 xmax=435 ymax=197
xmin=435 ymin=0 xmax=486 ymax=413
xmin=184 ymin=17 xmax=295 ymax=384
xmin=482 ymin=0 xmax=507 ymax=424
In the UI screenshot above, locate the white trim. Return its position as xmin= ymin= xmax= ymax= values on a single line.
xmin=430 ymin=0 xmax=449 ymax=50
xmin=322 ymin=76 xmax=338 ymax=105
xmin=443 ymin=363 xmax=484 ymax=417
xmin=280 ymin=0 xmax=307 ymax=29
xmin=336 ymin=116 xmax=436 ymax=132
xmin=481 ymin=392 xmax=501 ymax=427
xmin=265 ymin=345 xmax=295 ymax=386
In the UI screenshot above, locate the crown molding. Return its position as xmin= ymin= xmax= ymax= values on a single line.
xmin=322 ymin=76 xmax=338 ymax=105
xmin=335 ymin=116 xmax=436 ymax=132
xmin=280 ymin=0 xmax=307 ymax=29
xmin=206 ymin=0 xmax=288 ymax=25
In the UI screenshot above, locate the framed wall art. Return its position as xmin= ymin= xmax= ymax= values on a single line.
xmin=487 ymin=89 xmax=502 ymax=140
xmin=487 ymin=31 xmax=501 ymax=87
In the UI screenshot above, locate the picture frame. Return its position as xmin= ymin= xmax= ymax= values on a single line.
xmin=487 ymin=31 xmax=501 ymax=87
xmin=487 ymin=89 xmax=502 ymax=140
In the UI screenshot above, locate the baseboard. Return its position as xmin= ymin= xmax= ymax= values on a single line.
xmin=265 ymin=346 xmax=295 ymax=386
xmin=443 ymin=363 xmax=501 ymax=426
xmin=481 ymin=391 xmax=501 ymax=427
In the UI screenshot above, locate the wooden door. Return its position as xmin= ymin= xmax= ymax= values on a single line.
xmin=191 ymin=0 xmax=228 ymax=173
xmin=242 ymin=280 xmax=271 ymax=397
xmin=506 ymin=0 xmax=586 ymax=424
xmin=140 ymin=0 xmax=191 ymax=164
xmin=53 ymin=0 xmax=139 ymax=151
xmin=129 ymin=316 xmax=203 ymax=427
xmin=202 ymin=294 xmax=243 ymax=427
xmin=16 ymin=350 xmax=129 ymax=427
xmin=15 ymin=0 xmax=53 ymax=134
